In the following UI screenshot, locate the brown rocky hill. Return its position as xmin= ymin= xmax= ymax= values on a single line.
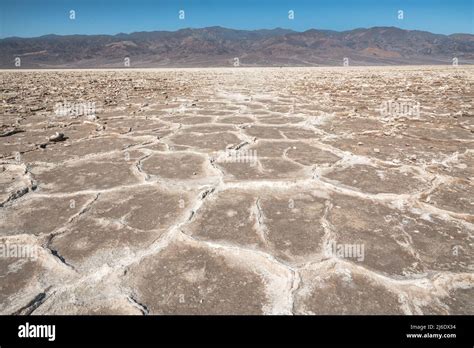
xmin=1 ymin=26 xmax=473 ymax=68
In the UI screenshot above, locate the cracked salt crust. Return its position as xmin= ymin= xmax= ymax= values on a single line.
xmin=0 ymin=66 xmax=473 ymax=314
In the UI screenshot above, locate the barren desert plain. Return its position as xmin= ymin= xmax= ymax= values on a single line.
xmin=0 ymin=66 xmax=473 ymax=315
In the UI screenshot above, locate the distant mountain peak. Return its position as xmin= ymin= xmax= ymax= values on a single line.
xmin=1 ymin=26 xmax=472 ymax=68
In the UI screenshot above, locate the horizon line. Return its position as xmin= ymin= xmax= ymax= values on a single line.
xmin=2 ymin=25 xmax=473 ymax=40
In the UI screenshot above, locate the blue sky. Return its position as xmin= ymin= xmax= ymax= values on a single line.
xmin=0 ymin=0 xmax=472 ymax=38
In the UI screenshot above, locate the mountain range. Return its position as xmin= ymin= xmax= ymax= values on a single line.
xmin=1 ymin=26 xmax=473 ymax=68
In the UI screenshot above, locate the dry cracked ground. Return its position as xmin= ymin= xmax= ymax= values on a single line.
xmin=0 ymin=66 xmax=473 ymax=315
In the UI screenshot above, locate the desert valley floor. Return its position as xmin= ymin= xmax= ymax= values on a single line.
xmin=0 ymin=66 xmax=473 ymax=314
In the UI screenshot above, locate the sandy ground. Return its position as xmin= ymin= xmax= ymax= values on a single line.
xmin=0 ymin=66 xmax=473 ymax=314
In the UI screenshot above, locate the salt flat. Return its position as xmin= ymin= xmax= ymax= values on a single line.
xmin=0 ymin=66 xmax=473 ymax=314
